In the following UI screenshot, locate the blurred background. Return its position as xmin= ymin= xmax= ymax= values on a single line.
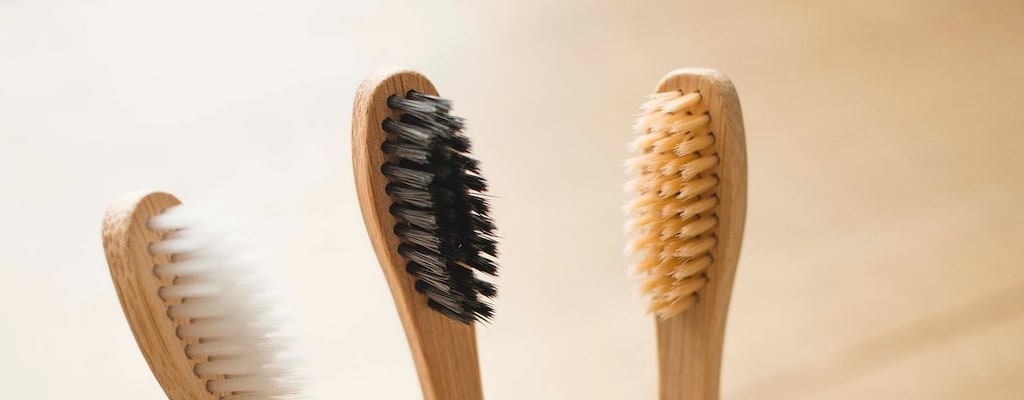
xmin=2 ymin=0 xmax=1023 ymax=398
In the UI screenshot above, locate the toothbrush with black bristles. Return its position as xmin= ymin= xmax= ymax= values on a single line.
xmin=351 ymin=67 xmax=499 ymax=400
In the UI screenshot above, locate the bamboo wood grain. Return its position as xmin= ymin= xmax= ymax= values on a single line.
xmin=102 ymin=191 xmax=220 ymax=400
xmin=352 ymin=67 xmax=485 ymax=400
xmin=653 ymin=69 xmax=747 ymax=400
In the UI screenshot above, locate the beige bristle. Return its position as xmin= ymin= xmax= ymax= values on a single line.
xmin=625 ymin=89 xmax=719 ymax=319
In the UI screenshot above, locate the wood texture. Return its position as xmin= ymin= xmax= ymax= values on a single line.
xmin=102 ymin=191 xmax=219 ymax=400
xmin=653 ymin=69 xmax=747 ymax=400
xmin=351 ymin=67 xmax=485 ymax=400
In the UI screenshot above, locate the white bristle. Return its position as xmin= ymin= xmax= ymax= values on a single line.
xmin=158 ymin=281 xmax=221 ymax=299
xmin=155 ymin=258 xmax=218 ymax=278
xmin=150 ymin=204 xmax=304 ymax=399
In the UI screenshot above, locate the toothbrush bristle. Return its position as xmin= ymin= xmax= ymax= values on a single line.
xmin=147 ymin=205 xmax=303 ymax=399
xmin=380 ymin=90 xmax=499 ymax=324
xmin=625 ymin=90 xmax=720 ymax=319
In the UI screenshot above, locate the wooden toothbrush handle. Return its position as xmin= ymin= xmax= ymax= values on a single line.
xmin=656 ymin=311 xmax=725 ymax=400
xmin=393 ymin=277 xmax=485 ymax=400
xmin=104 ymin=191 xmax=224 ymax=400
xmin=654 ymin=69 xmax=747 ymax=400
xmin=352 ymin=67 xmax=485 ymax=400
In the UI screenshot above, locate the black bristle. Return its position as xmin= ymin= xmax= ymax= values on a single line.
xmin=399 ymin=112 xmax=451 ymax=136
xmin=385 ymin=184 xmax=433 ymax=208
xmin=447 ymin=133 xmax=471 ymax=152
xmin=381 ymin=140 xmax=431 ymax=164
xmin=382 ymin=163 xmax=434 ymax=188
xmin=472 ymin=303 xmax=495 ymax=322
xmin=427 ymin=300 xmax=471 ymax=323
xmin=465 ymin=161 xmax=480 ymax=173
xmin=389 ymin=204 xmax=437 ymax=231
xmin=382 ymin=118 xmax=432 ymax=147
xmin=406 ymin=262 xmax=449 ymax=288
xmin=463 ymin=174 xmax=487 ymax=191
xmin=473 ymin=278 xmax=497 ymax=298
xmin=382 ymin=89 xmax=499 ymax=324
xmin=415 ymin=279 xmax=461 ymax=303
xmin=404 ymin=91 xmax=452 ymax=111
xmin=470 ymin=213 xmax=496 ymax=233
xmin=472 ymin=235 xmax=499 ymax=256
xmin=466 ymin=254 xmax=498 ymax=276
xmin=398 ymin=243 xmax=446 ymax=271
xmin=467 ymin=195 xmax=490 ymax=214
xmin=388 ymin=93 xmax=448 ymax=114
xmin=394 ymin=224 xmax=441 ymax=252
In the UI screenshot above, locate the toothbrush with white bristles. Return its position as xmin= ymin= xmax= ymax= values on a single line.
xmin=102 ymin=191 xmax=304 ymax=400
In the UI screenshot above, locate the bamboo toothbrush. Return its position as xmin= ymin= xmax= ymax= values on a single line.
xmin=625 ymin=69 xmax=747 ymax=400
xmin=102 ymin=191 xmax=303 ymax=400
xmin=352 ymin=67 xmax=499 ymax=400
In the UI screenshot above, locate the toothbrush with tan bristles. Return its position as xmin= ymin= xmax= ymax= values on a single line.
xmin=625 ymin=69 xmax=748 ymax=400
xmin=351 ymin=67 xmax=499 ymax=400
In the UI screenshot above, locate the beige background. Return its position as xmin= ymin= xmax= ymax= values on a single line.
xmin=2 ymin=0 xmax=1023 ymax=399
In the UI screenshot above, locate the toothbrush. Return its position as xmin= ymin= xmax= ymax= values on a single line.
xmin=625 ymin=69 xmax=747 ymax=400
xmin=102 ymin=191 xmax=303 ymax=400
xmin=351 ymin=67 xmax=499 ymax=400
